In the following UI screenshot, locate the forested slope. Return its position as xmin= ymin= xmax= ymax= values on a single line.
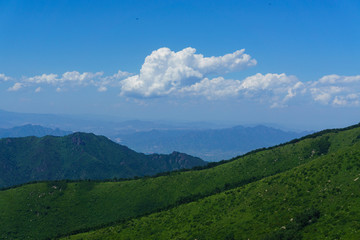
xmin=0 ymin=132 xmax=206 ymax=188
xmin=1 ymin=124 xmax=359 ymax=239
xmin=66 ymin=135 xmax=360 ymax=239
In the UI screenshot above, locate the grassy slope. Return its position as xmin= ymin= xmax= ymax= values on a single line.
xmin=1 ymin=124 xmax=360 ymax=239
xmin=64 ymin=139 xmax=360 ymax=240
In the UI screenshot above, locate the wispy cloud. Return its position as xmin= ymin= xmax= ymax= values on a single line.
xmin=0 ymin=73 xmax=11 ymax=81
xmin=7 ymin=82 xmax=23 ymax=91
xmin=2 ymin=70 xmax=131 ymax=92
xmin=97 ymin=86 xmax=107 ymax=92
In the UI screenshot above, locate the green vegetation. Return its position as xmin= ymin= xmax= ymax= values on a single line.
xmin=0 ymin=132 xmax=206 ymax=188
xmin=1 ymin=123 xmax=360 ymax=239
xmin=63 ymin=140 xmax=360 ymax=240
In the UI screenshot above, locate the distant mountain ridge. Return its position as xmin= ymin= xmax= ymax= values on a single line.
xmin=0 ymin=124 xmax=72 ymax=138
xmin=116 ymin=125 xmax=311 ymax=161
xmin=0 ymin=109 xmax=310 ymax=162
xmin=0 ymin=109 xmax=224 ymax=136
xmin=0 ymin=132 xmax=206 ymax=188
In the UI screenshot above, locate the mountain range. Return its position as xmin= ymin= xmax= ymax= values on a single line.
xmin=0 ymin=124 xmax=72 ymax=138
xmin=116 ymin=125 xmax=310 ymax=161
xmin=0 ymin=109 xmax=225 ymax=136
xmin=0 ymin=132 xmax=206 ymax=188
xmin=0 ymin=121 xmax=310 ymax=161
xmin=1 ymin=123 xmax=359 ymax=239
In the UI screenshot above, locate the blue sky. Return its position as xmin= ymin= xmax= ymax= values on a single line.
xmin=1 ymin=0 xmax=360 ymax=130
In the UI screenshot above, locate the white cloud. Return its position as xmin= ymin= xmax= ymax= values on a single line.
xmin=309 ymin=74 xmax=360 ymax=106
xmin=179 ymin=73 xmax=303 ymax=107
xmin=180 ymin=77 xmax=242 ymax=99
xmin=97 ymin=86 xmax=107 ymax=92
xmin=3 ymin=70 xmax=130 ymax=92
xmin=105 ymin=70 xmax=132 ymax=81
xmin=27 ymin=73 xmax=59 ymax=84
xmin=180 ymin=73 xmax=359 ymax=107
xmin=318 ymin=74 xmax=360 ymax=84
xmin=240 ymin=73 xmax=299 ymax=91
xmin=93 ymin=70 xmax=132 ymax=92
xmin=7 ymin=82 xmax=23 ymax=91
xmin=0 ymin=73 xmax=11 ymax=81
xmin=120 ymin=47 xmax=256 ymax=97
xmin=239 ymin=73 xmax=304 ymax=107
xmin=26 ymin=71 xmax=104 ymax=85
xmin=2 ymin=45 xmax=360 ymax=109
xmin=61 ymin=71 xmax=103 ymax=84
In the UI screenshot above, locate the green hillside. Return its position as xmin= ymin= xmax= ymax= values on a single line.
xmin=0 ymin=132 xmax=206 ymax=188
xmin=65 ymin=139 xmax=360 ymax=240
xmin=1 ymin=124 xmax=360 ymax=239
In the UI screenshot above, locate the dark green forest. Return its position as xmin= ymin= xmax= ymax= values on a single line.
xmin=0 ymin=132 xmax=206 ymax=188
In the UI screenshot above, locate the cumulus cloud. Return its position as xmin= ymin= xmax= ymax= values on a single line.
xmin=7 ymin=82 xmax=23 ymax=91
xmin=120 ymin=47 xmax=257 ymax=97
xmin=116 ymin=47 xmax=360 ymax=107
xmin=180 ymin=73 xmax=360 ymax=107
xmin=240 ymin=73 xmax=300 ymax=91
xmin=180 ymin=73 xmax=303 ymax=107
xmin=2 ymin=46 xmax=360 ymax=109
xmin=180 ymin=77 xmax=242 ymax=99
xmin=240 ymin=73 xmax=304 ymax=107
xmin=309 ymin=74 xmax=360 ymax=106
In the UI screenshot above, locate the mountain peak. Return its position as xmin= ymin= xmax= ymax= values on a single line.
xmin=0 ymin=133 xmax=206 ymax=188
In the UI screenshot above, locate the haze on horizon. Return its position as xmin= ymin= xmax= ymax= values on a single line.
xmin=1 ymin=0 xmax=360 ymax=131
